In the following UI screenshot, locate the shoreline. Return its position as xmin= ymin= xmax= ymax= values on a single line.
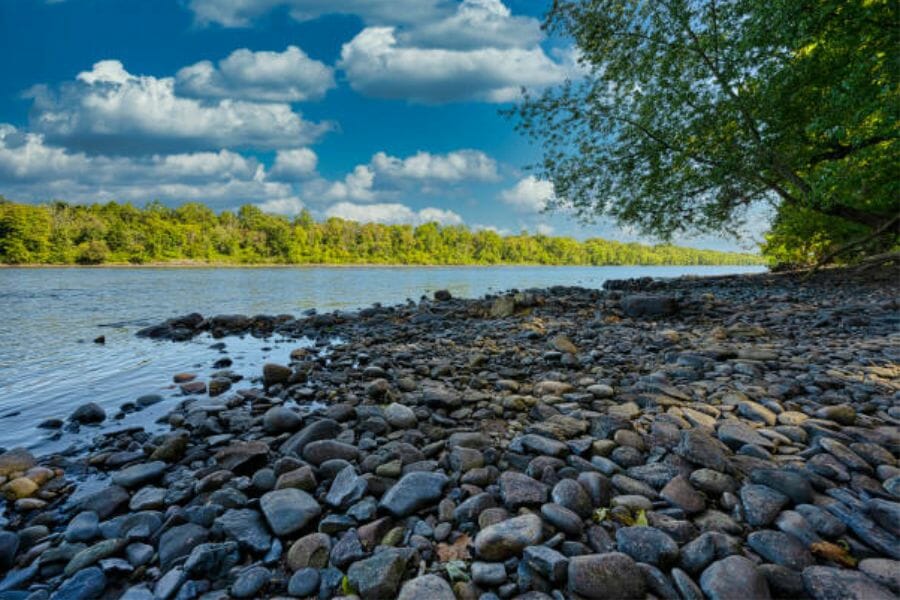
xmin=0 ymin=261 xmax=768 ymax=269
xmin=0 ymin=266 xmax=897 ymax=599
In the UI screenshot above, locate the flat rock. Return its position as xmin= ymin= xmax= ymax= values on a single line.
xmin=379 ymin=472 xmax=448 ymax=517
xmin=567 ymin=552 xmax=646 ymax=599
xmin=803 ymin=566 xmax=895 ymax=600
xmin=700 ymin=555 xmax=771 ymax=600
xmin=474 ymin=514 xmax=543 ymax=561
xmin=260 ymin=488 xmax=321 ymax=537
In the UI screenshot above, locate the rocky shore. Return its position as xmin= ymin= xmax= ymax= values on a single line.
xmin=0 ymin=266 xmax=898 ymax=600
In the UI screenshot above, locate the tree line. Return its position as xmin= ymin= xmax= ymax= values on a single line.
xmin=0 ymin=199 xmax=763 ymax=266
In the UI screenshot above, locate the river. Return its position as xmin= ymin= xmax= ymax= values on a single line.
xmin=0 ymin=265 xmax=765 ymax=453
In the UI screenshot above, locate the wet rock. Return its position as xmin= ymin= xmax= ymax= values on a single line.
xmin=0 ymin=448 xmax=35 ymax=476
xmin=287 ymin=533 xmax=331 ymax=570
xmin=567 ymin=552 xmax=646 ymax=599
xmin=858 ymin=559 xmax=900 ymax=593
xmin=325 ymin=465 xmax=367 ymax=509
xmin=262 ymin=363 xmax=292 ymax=387
xmin=384 ymin=403 xmax=417 ymax=429
xmin=111 ymin=461 xmax=167 ymax=488
xmin=69 ymin=403 xmax=106 ymax=424
xmin=280 ymin=418 xmax=342 ymax=456
xmin=65 ymin=512 xmax=99 ymax=543
xmin=183 ymin=541 xmax=239 ymax=579
xmin=0 ymin=530 xmax=19 ymax=571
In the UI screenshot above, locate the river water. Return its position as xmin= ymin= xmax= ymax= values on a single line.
xmin=0 ymin=265 xmax=765 ymax=453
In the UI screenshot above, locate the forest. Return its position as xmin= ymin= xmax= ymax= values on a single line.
xmin=0 ymin=199 xmax=763 ymax=266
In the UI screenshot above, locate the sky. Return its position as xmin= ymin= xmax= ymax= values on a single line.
xmin=0 ymin=0 xmax=763 ymax=250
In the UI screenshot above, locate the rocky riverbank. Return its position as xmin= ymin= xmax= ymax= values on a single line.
xmin=0 ymin=266 xmax=898 ymax=600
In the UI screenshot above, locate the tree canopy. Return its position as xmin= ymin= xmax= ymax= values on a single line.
xmin=0 ymin=199 xmax=762 ymax=266
xmin=513 ymin=0 xmax=898 ymax=265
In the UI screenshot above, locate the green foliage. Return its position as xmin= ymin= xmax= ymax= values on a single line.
xmin=513 ymin=0 xmax=899 ymax=264
xmin=761 ymin=205 xmax=869 ymax=267
xmin=0 ymin=199 xmax=762 ymax=266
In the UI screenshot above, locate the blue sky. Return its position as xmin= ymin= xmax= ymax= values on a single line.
xmin=0 ymin=0 xmax=761 ymax=250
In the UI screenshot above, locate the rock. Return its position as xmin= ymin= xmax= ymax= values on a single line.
xmin=717 ymin=421 xmax=772 ymax=450
xmin=859 ymin=559 xmax=900 ymax=593
xmin=150 ymin=434 xmax=187 ymax=462
xmin=700 ymin=555 xmax=771 ymax=600
xmin=551 ymin=479 xmax=593 ymax=517
xmin=263 ymin=406 xmax=302 ymax=432
xmin=540 ymin=503 xmax=583 ymax=536
xmin=65 ymin=512 xmax=100 ymax=543
xmin=523 ymin=545 xmax=568 ymax=582
xmin=379 ymin=471 xmax=448 ymax=517
xmin=287 ymin=533 xmax=331 ymax=570
xmin=183 ymin=541 xmax=240 ymax=579
xmin=158 ymin=523 xmax=209 ymax=570
xmin=567 ymin=552 xmax=646 ymax=599
xmin=76 ymin=485 xmax=129 ymax=519
xmin=128 ymin=486 xmax=165 ymax=511
xmin=0 ymin=530 xmax=20 ymax=571
xmin=65 ymin=539 xmax=126 ymax=575
xmin=802 ymin=566 xmax=895 ymax=600
xmin=69 ymin=403 xmax=106 ymax=424
xmin=660 ymin=475 xmax=706 ymax=514
xmin=622 ymin=294 xmax=678 ymax=317
xmin=330 ymin=530 xmax=366 ymax=569
xmin=288 ymin=568 xmax=320 ymax=597
xmin=301 ymin=440 xmax=358 ymax=465
xmin=474 ymin=514 xmax=544 ymax=561
xmin=499 ymin=471 xmax=548 ymax=508
xmin=0 ymin=448 xmax=35 ymax=477
xmin=472 ymin=561 xmax=507 ymax=586
xmin=214 ymin=440 xmax=269 ymax=474
xmin=4 ymin=477 xmax=38 ymax=500
xmin=111 ymin=461 xmax=167 ymax=488
xmin=325 ymin=465 xmax=367 ymax=509
xmin=215 ymin=509 xmax=272 ymax=553
xmin=280 ymin=418 xmax=342 ymax=456
xmin=750 ymin=469 xmax=814 ymax=504
xmin=676 ymin=428 xmax=731 ymax=472
xmin=747 ymin=530 xmax=814 ymax=571
xmin=760 ymin=564 xmax=805 ymax=598
xmin=384 ymin=403 xmax=417 ymax=429
xmin=50 ymin=567 xmax=106 ymax=600
xmin=616 ymin=526 xmax=679 ymax=566
xmin=262 ymin=363 xmax=292 ymax=387
xmin=348 ymin=549 xmax=409 ymax=599
xmin=397 ymin=574 xmax=455 ymax=600
xmin=260 ymin=488 xmax=321 ymax=536
xmin=231 ymin=566 xmax=270 ymax=598
xmin=740 ymin=484 xmax=789 ymax=527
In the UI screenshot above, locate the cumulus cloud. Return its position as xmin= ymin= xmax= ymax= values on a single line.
xmin=270 ymin=148 xmax=318 ymax=180
xmin=27 ymin=60 xmax=330 ymax=154
xmin=403 ymin=0 xmax=542 ymax=50
xmin=323 ymin=165 xmax=376 ymax=201
xmin=371 ymin=149 xmax=498 ymax=181
xmin=175 ymin=46 xmax=335 ymax=102
xmin=325 ymin=201 xmax=463 ymax=226
xmin=0 ymin=124 xmax=295 ymax=209
xmin=188 ymin=0 xmax=446 ymax=27
xmin=499 ymin=176 xmax=555 ymax=213
xmin=256 ymin=197 xmax=305 ymax=215
xmin=339 ymin=26 xmax=568 ymax=103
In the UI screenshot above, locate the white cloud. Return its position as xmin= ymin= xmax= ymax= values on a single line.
xmin=256 ymin=197 xmax=305 ymax=215
xmin=404 ymin=0 xmax=542 ymax=50
xmin=270 ymin=148 xmax=318 ymax=180
xmin=324 ymin=165 xmax=375 ymax=201
xmin=175 ymin=46 xmax=335 ymax=102
xmin=371 ymin=149 xmax=498 ymax=181
xmin=28 ymin=60 xmax=330 ymax=154
xmin=339 ymin=26 xmax=568 ymax=103
xmin=499 ymin=176 xmax=555 ymax=212
xmin=535 ymin=223 xmax=554 ymax=235
xmin=325 ymin=201 xmax=463 ymax=226
xmin=0 ymin=124 xmax=294 ymax=209
xmin=188 ymin=0 xmax=447 ymax=27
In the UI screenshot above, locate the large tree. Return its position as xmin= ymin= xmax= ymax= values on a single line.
xmin=514 ymin=0 xmax=898 ymax=261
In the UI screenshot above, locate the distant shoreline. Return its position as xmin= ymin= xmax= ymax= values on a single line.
xmin=0 ymin=261 xmax=768 ymax=269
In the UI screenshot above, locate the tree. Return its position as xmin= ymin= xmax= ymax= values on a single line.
xmin=513 ymin=0 xmax=898 ymax=263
